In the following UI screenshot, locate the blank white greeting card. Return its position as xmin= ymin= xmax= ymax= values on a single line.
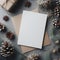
xmin=18 ymin=10 xmax=47 ymax=49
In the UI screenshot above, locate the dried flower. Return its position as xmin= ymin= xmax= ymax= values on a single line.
xmin=25 ymin=1 xmax=31 ymax=8
xmin=3 ymin=16 xmax=9 ymax=21
xmin=6 ymin=32 xmax=15 ymax=40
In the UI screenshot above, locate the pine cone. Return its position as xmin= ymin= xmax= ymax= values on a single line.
xmin=41 ymin=0 xmax=60 ymax=10
xmin=53 ymin=19 xmax=60 ymax=28
xmin=54 ymin=6 xmax=60 ymax=17
xmin=28 ymin=54 xmax=41 ymax=60
xmin=0 ymin=23 xmax=7 ymax=32
xmin=0 ymin=41 xmax=14 ymax=57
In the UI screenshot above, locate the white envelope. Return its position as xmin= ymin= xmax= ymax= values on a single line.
xmin=18 ymin=10 xmax=47 ymax=49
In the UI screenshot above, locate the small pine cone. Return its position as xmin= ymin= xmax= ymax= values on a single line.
xmin=54 ymin=6 xmax=60 ymax=17
xmin=56 ymin=1 xmax=60 ymax=6
xmin=28 ymin=54 xmax=41 ymax=60
xmin=0 ymin=41 xmax=14 ymax=57
xmin=0 ymin=23 xmax=7 ymax=32
xmin=41 ymin=0 xmax=57 ymax=10
xmin=53 ymin=19 xmax=60 ymax=28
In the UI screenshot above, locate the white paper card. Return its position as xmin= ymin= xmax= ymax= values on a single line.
xmin=18 ymin=10 xmax=47 ymax=49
